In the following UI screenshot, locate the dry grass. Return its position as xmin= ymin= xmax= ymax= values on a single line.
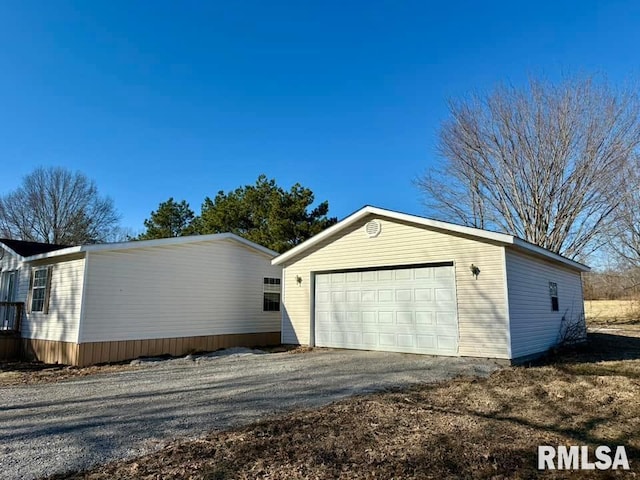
xmin=585 ymin=299 xmax=640 ymax=326
xmin=0 ymin=361 xmax=140 ymax=386
xmin=47 ymin=328 xmax=640 ymax=480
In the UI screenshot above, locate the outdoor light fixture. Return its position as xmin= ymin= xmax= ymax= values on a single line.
xmin=296 ymin=275 xmax=303 ymax=285
xmin=470 ymin=264 xmax=480 ymax=279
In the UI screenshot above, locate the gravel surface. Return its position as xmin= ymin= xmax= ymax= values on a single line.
xmin=0 ymin=348 xmax=500 ymax=480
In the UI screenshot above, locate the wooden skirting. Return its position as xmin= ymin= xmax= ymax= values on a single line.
xmin=78 ymin=331 xmax=280 ymax=366
xmin=22 ymin=338 xmax=78 ymax=365
xmin=22 ymin=331 xmax=281 ymax=366
xmin=0 ymin=335 xmax=20 ymax=361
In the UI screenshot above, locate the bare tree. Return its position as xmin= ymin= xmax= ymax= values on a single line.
xmin=417 ymin=75 xmax=640 ymax=260
xmin=0 ymin=167 xmax=120 ymax=245
xmin=610 ymin=159 xmax=640 ymax=267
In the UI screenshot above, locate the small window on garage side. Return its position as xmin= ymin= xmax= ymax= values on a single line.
xmin=263 ymin=277 xmax=281 ymax=312
xmin=549 ymin=282 xmax=559 ymax=312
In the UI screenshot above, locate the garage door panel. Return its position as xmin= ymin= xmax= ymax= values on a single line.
xmin=379 ymin=333 xmax=396 ymax=346
xmin=435 ymin=288 xmax=455 ymax=301
xmin=395 ymin=269 xmax=412 ymax=280
xmin=315 ymin=266 xmax=458 ymax=355
xmin=361 ymin=271 xmax=376 ymax=282
xmin=378 ymin=289 xmax=394 ymax=302
xmin=361 ymin=290 xmax=376 ymax=302
xmin=414 ymin=288 xmax=432 ymax=301
xmin=416 ymin=312 xmax=434 ymax=324
xmin=414 ymin=268 xmax=434 ymax=279
xmin=346 ymin=272 xmax=360 ymax=282
xmin=437 ymin=336 xmax=457 ymax=351
xmin=395 ymin=289 xmax=412 ymax=302
xmin=378 ymin=270 xmax=393 ymax=281
xmin=362 ymin=311 xmax=376 ymax=323
xmin=436 ymin=312 xmax=457 ymax=325
xmin=416 ymin=335 xmax=436 ymax=349
xmin=346 ymin=290 xmax=360 ymax=302
xmin=331 ymin=273 xmax=345 ymax=283
xmin=317 ymin=291 xmax=330 ymax=304
xmin=362 ymin=332 xmax=378 ymax=345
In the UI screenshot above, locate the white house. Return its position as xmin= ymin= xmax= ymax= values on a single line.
xmin=271 ymin=206 xmax=590 ymax=363
xmin=0 ymin=234 xmax=282 ymax=366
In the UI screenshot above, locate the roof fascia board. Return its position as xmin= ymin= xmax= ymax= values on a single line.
xmin=272 ymin=206 xmax=514 ymax=266
xmin=24 ymin=233 xmax=278 ymax=262
xmin=0 ymin=242 xmax=24 ymax=261
xmin=511 ymin=238 xmax=590 ymax=272
xmin=272 ymin=205 xmax=590 ymax=272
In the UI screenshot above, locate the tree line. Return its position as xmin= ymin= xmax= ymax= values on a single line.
xmin=1 ymin=74 xmax=638 ymax=275
xmin=136 ymin=175 xmax=337 ymax=253
xmin=0 ymin=170 xmax=336 ymax=254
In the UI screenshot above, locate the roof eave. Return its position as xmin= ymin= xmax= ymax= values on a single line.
xmin=23 ymin=233 xmax=279 ymax=262
xmin=24 ymin=245 xmax=85 ymax=262
xmin=272 ymin=205 xmax=514 ymax=266
xmin=0 ymin=242 xmax=25 ymax=261
xmin=272 ymin=205 xmax=591 ymax=272
xmin=510 ymin=238 xmax=591 ymax=272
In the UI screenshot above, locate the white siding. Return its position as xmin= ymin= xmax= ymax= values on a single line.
xmin=22 ymin=258 xmax=85 ymax=343
xmin=0 ymin=250 xmax=28 ymax=303
xmin=80 ymin=239 xmax=282 ymax=342
xmin=506 ymin=249 xmax=585 ymax=359
xmin=280 ymin=216 xmax=510 ymax=359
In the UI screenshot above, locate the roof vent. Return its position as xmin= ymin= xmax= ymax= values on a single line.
xmin=365 ymin=220 xmax=382 ymax=238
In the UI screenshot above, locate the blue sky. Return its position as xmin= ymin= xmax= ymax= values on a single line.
xmin=1 ymin=0 xmax=639 ymax=233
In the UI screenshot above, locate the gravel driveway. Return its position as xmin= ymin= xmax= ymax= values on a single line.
xmin=0 ymin=349 xmax=500 ymax=479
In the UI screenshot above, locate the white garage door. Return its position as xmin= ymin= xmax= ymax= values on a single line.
xmin=314 ymin=265 xmax=458 ymax=355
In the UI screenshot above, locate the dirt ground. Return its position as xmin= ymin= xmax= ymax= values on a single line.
xmin=45 ymin=325 xmax=640 ymax=480
xmin=0 ymin=346 xmax=310 ymax=387
xmin=0 ymin=361 xmax=138 ymax=386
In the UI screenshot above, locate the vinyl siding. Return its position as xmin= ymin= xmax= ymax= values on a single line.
xmin=505 ymin=249 xmax=585 ymax=359
xmin=21 ymin=258 xmax=85 ymax=343
xmin=0 ymin=251 xmax=29 ymax=303
xmin=280 ymin=216 xmax=510 ymax=358
xmin=80 ymin=239 xmax=282 ymax=342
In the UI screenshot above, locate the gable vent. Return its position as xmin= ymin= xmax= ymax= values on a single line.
xmin=365 ymin=220 xmax=382 ymax=238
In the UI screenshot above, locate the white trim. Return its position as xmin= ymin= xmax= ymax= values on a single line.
xmin=76 ymin=252 xmax=90 ymax=344
xmin=271 ymin=206 xmax=590 ymax=272
xmin=0 ymin=242 xmax=24 ymax=261
xmin=501 ymin=247 xmax=513 ymax=359
xmin=24 ymin=233 xmax=278 ymax=262
xmin=280 ymin=269 xmax=286 ymax=344
xmin=309 ymin=272 xmax=316 ymax=347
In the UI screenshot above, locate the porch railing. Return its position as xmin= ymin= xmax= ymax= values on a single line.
xmin=0 ymin=302 xmax=24 ymax=334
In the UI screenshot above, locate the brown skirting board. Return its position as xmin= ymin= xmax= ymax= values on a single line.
xmin=22 ymin=331 xmax=281 ymax=366
xmin=0 ymin=335 xmax=21 ymax=361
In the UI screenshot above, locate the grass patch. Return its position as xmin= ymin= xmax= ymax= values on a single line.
xmin=585 ymin=299 xmax=640 ymax=326
xmin=48 ymin=330 xmax=640 ymax=479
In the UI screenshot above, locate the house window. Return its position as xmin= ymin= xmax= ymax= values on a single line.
xmin=263 ymin=277 xmax=281 ymax=312
xmin=549 ymin=282 xmax=559 ymax=312
xmin=31 ymin=268 xmax=50 ymax=312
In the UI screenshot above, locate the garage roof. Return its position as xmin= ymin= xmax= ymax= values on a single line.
xmin=272 ymin=206 xmax=590 ymax=272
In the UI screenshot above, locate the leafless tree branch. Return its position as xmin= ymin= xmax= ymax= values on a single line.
xmin=417 ymin=75 xmax=640 ymax=260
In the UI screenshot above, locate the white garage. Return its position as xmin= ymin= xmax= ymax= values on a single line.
xmin=315 ymin=265 xmax=458 ymax=355
xmin=272 ymin=206 xmax=590 ymax=362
